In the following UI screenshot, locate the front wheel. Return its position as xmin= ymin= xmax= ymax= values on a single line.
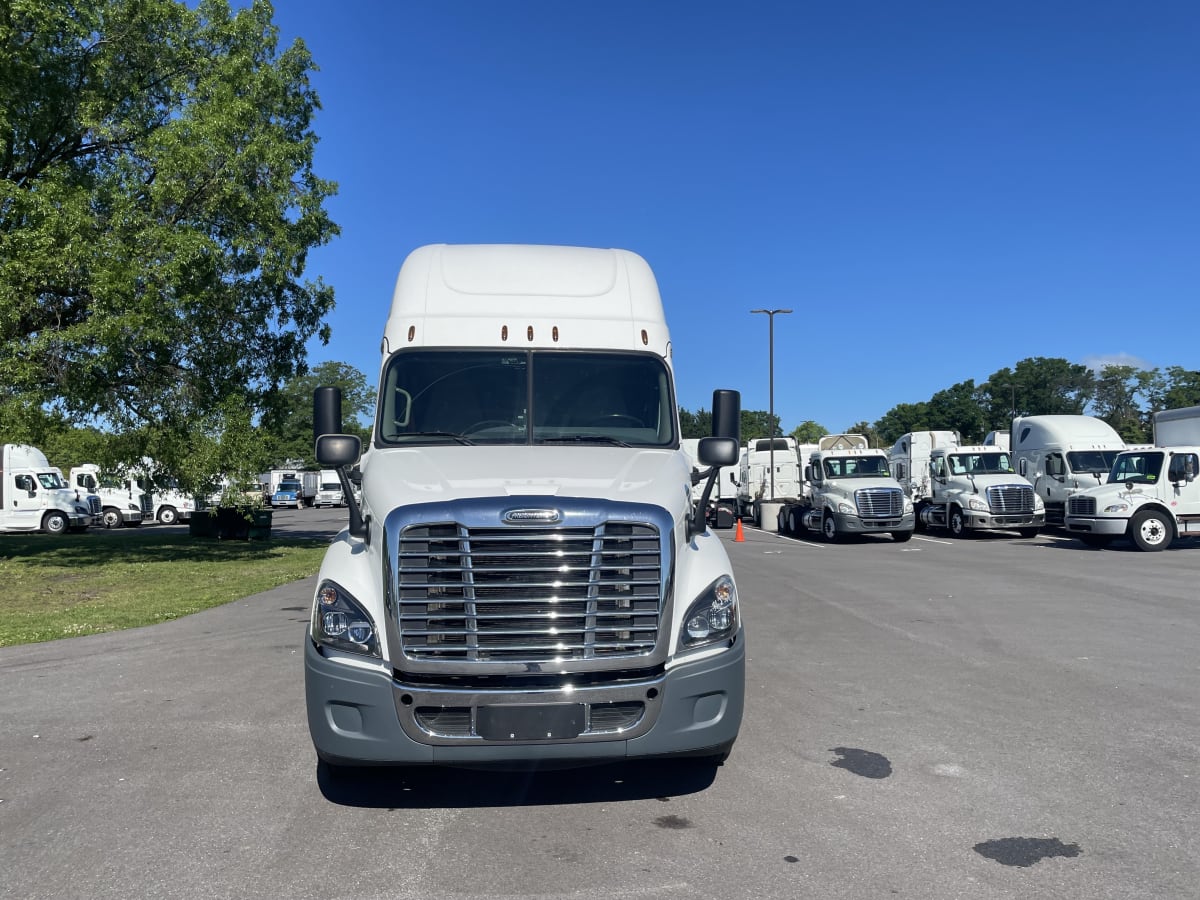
xmin=102 ymin=507 xmax=122 ymax=529
xmin=948 ymin=506 xmax=967 ymax=538
xmin=821 ymin=512 xmax=839 ymax=542
xmin=157 ymin=506 xmax=178 ymax=526
xmin=1129 ymin=509 xmax=1172 ymax=552
xmin=42 ymin=511 xmax=69 ymax=535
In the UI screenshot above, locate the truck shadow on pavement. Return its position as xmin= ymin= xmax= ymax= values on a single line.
xmin=315 ymin=758 xmax=721 ymax=808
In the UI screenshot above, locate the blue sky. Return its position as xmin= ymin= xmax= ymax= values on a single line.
xmin=270 ymin=1 xmax=1198 ymax=434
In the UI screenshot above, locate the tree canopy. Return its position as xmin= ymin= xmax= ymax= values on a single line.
xmin=0 ymin=0 xmax=338 ymax=464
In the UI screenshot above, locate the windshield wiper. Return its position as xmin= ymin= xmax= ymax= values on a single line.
xmin=539 ymin=434 xmax=631 ymax=447
xmin=400 ymin=432 xmax=476 ymax=446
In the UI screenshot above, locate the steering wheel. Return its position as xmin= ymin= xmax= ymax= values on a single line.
xmin=464 ymin=419 xmax=517 ymax=434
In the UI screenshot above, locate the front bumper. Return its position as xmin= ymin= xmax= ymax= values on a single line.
xmin=832 ymin=511 xmax=915 ymax=534
xmin=964 ymin=511 xmax=1045 ymax=531
xmin=305 ymin=633 xmax=745 ymax=767
xmin=1065 ymin=516 xmax=1128 ymax=537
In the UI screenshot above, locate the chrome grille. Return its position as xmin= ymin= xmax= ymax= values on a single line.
xmin=87 ymin=496 xmax=101 ymax=516
xmin=986 ymin=484 xmax=1035 ymax=514
xmin=396 ymin=521 xmax=662 ymax=663
xmin=855 ymin=487 xmax=904 ymax=518
xmin=1068 ymin=495 xmax=1097 ymax=517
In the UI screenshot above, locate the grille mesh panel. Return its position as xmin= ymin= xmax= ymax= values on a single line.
xmin=397 ymin=522 xmax=662 ymax=663
xmin=854 ymin=487 xmax=904 ymax=518
xmin=1068 ymin=495 xmax=1097 ymax=517
xmin=986 ymin=485 xmax=1035 ymax=513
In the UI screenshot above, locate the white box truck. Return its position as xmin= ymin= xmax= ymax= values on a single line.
xmin=313 ymin=469 xmax=345 ymax=508
xmin=780 ymin=434 xmax=914 ymax=542
xmin=69 ymin=463 xmax=152 ymax=527
xmin=1 ymin=445 xmax=94 ymax=534
xmin=305 ymin=244 xmax=745 ymax=771
xmin=1064 ymin=405 xmax=1200 ymax=550
xmin=1010 ymin=415 xmax=1126 ymax=526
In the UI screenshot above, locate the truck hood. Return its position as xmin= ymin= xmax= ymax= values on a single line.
xmin=361 ymin=445 xmax=690 ymax=520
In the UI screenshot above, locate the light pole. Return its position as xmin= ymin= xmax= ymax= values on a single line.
xmin=751 ymin=308 xmax=792 ymax=501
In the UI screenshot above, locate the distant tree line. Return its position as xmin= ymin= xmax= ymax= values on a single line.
xmin=680 ymin=357 xmax=1200 ymax=447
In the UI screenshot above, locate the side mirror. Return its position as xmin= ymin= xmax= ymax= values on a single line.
xmin=697 ymin=436 xmax=738 ymax=467
xmin=316 ymin=434 xmax=361 ymax=468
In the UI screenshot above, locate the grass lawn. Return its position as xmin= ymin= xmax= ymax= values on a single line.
xmin=0 ymin=528 xmax=329 ymax=647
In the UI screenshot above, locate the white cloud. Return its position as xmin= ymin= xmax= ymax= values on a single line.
xmin=1081 ymin=352 xmax=1154 ymax=373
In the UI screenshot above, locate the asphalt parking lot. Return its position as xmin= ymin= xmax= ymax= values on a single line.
xmin=1 ymin=515 xmax=1196 ymax=900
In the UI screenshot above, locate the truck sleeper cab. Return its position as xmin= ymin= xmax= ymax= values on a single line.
xmin=305 ymin=244 xmax=745 ymax=769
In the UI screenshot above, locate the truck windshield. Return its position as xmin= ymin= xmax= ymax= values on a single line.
xmin=1067 ymin=450 xmax=1120 ymax=475
xmin=378 ymin=349 xmax=675 ymax=447
xmin=822 ymin=456 xmax=890 ymax=478
xmin=279 ymin=481 xmax=301 ymax=491
xmin=37 ymin=472 xmax=67 ymax=489
xmin=1107 ymin=451 xmax=1163 ymax=485
xmin=948 ymin=452 xmax=1013 ymax=475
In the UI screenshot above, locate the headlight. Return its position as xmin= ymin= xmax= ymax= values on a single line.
xmin=679 ymin=575 xmax=739 ymax=650
xmin=837 ymin=501 xmax=854 ymax=514
xmin=312 ymin=580 xmax=380 ymax=658
xmin=1033 ymin=494 xmax=1045 ymax=511
xmin=903 ymin=497 xmax=913 ymax=513
xmin=968 ymin=497 xmax=988 ymax=511
xmin=1103 ymin=503 xmax=1130 ymax=514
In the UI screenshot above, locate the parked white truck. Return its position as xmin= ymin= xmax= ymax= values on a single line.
xmin=889 ymin=430 xmax=961 ymax=503
xmin=778 ymin=434 xmax=914 ymax=541
xmin=1010 ymin=415 xmax=1126 ymax=526
xmin=1 ymin=444 xmax=94 ymax=534
xmin=69 ymin=464 xmax=152 ymax=527
xmin=305 ymin=243 xmax=745 ymax=771
xmin=267 ymin=469 xmax=318 ymax=508
xmin=899 ymin=439 xmax=1044 ymax=537
xmin=313 ymin=469 xmax=345 ymax=508
xmin=733 ymin=435 xmax=803 ymax=525
xmin=1064 ymin=405 xmax=1200 ymax=551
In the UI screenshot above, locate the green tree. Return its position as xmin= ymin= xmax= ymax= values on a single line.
xmin=790 ymin=419 xmax=828 ymax=444
xmin=0 ymin=0 xmax=337 ymax=478
xmin=259 ymin=361 xmax=373 ymax=465
xmin=873 ymin=402 xmax=931 ymax=446
xmin=843 ymin=420 xmax=882 ymax=448
xmin=1091 ymin=364 xmax=1155 ymax=442
xmin=740 ymin=410 xmax=778 ymax=443
xmin=678 ymin=407 xmax=712 ymax=439
xmin=1148 ymin=366 xmax=1200 ymax=412
xmin=980 ymin=358 xmax=1094 ymax=427
xmin=925 ymin=380 xmax=988 ymax=443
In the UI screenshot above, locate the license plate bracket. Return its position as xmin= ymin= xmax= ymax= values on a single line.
xmin=476 ymin=703 xmax=585 ymax=741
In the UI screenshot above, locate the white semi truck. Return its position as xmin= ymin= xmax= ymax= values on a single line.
xmin=1010 ymin=415 xmax=1126 ymax=526
xmin=889 ymin=430 xmax=961 ymax=503
xmin=1 ymin=444 xmax=95 ymax=534
xmin=779 ymin=434 xmax=914 ymax=542
xmin=305 ymin=243 xmax=745 ymax=771
xmin=69 ymin=464 xmax=152 ymax=527
xmin=1064 ymin=405 xmax=1200 ymax=551
xmin=898 ymin=439 xmax=1044 ymax=537
xmin=733 ymin=435 xmax=803 ymax=525
xmin=313 ymin=469 xmax=345 ymax=508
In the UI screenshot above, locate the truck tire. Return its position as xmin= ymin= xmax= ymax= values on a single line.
xmin=102 ymin=507 xmax=122 ymax=529
xmin=948 ymin=506 xmax=967 ymax=538
xmin=787 ymin=508 xmax=800 ymax=535
xmin=1129 ymin=508 xmax=1172 ymax=552
xmin=42 ymin=511 xmax=69 ymax=535
xmin=157 ymin=506 xmax=179 ymax=525
xmin=821 ymin=511 xmax=839 ymax=542
xmin=892 ymin=530 xmax=913 ymax=543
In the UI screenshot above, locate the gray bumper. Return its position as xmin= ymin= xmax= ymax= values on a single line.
xmin=832 ymin=511 xmax=915 ymax=534
xmin=964 ymin=511 xmax=1045 ymax=531
xmin=305 ymin=633 xmax=745 ymax=767
xmin=1065 ymin=516 xmax=1128 ymax=537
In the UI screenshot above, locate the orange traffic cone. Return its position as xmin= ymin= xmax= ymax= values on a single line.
xmin=734 ymin=518 xmax=745 ymax=542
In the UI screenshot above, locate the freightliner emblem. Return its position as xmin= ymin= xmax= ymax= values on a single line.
xmin=503 ymin=508 xmax=561 ymax=525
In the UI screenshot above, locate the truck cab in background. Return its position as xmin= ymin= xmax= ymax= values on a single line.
xmin=911 ymin=443 xmax=1043 ymax=537
xmin=681 ymin=438 xmax=736 ymax=528
xmin=305 ymin=243 xmax=745 ymax=771
xmin=780 ymin=434 xmax=914 ymax=542
xmin=733 ymin=435 xmax=802 ymax=525
xmin=1010 ymin=415 xmax=1126 ymax=526
xmin=313 ymin=469 xmax=345 ymax=508
xmin=1065 ymin=405 xmax=1200 ymax=551
xmin=1 ymin=445 xmax=94 ymax=534
xmin=69 ymin=463 xmax=151 ymax=528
